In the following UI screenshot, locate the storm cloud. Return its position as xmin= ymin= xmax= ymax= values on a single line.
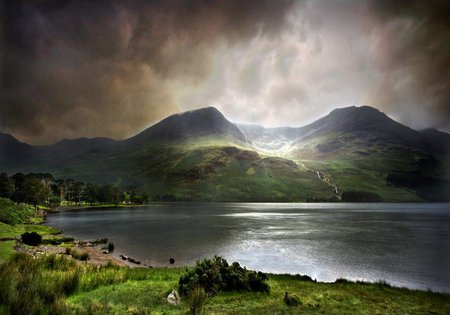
xmin=0 ymin=0 xmax=449 ymax=144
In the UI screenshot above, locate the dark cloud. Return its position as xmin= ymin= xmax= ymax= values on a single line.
xmin=365 ymin=0 xmax=450 ymax=130
xmin=1 ymin=0 xmax=449 ymax=144
xmin=0 ymin=0 xmax=294 ymax=144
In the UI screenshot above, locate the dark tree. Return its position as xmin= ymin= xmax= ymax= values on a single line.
xmin=73 ymin=181 xmax=85 ymax=205
xmin=56 ymin=179 xmax=65 ymax=203
xmin=65 ymin=179 xmax=74 ymax=205
xmin=127 ymin=185 xmax=137 ymax=204
xmin=11 ymin=173 xmax=26 ymax=203
xmin=84 ymin=183 xmax=98 ymax=205
xmin=0 ymin=173 xmax=15 ymax=198
xmin=23 ymin=177 xmax=50 ymax=209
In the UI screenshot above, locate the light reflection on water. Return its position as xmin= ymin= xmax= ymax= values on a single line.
xmin=45 ymin=203 xmax=450 ymax=292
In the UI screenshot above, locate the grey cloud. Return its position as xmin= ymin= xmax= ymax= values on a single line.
xmin=0 ymin=0 xmax=295 ymax=144
xmin=1 ymin=0 xmax=449 ymax=145
xmin=364 ymin=0 xmax=450 ymax=130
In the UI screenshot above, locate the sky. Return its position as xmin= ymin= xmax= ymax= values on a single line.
xmin=1 ymin=0 xmax=449 ymax=145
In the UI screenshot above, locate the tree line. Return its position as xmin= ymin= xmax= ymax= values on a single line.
xmin=0 ymin=172 xmax=148 ymax=208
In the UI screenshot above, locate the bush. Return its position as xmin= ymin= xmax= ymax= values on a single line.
xmin=189 ymin=286 xmax=207 ymax=315
xmin=21 ymin=231 xmax=42 ymax=246
xmin=178 ymin=256 xmax=269 ymax=297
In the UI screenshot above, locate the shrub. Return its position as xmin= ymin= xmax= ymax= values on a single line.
xmin=189 ymin=286 xmax=207 ymax=315
xmin=178 ymin=256 xmax=269 ymax=296
xmin=21 ymin=231 xmax=42 ymax=246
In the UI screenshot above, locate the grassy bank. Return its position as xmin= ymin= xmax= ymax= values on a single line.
xmin=0 ymin=198 xmax=60 ymax=261
xmin=0 ymin=253 xmax=449 ymax=314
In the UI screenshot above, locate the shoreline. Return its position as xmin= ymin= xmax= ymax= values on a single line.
xmin=44 ymin=204 xmax=450 ymax=293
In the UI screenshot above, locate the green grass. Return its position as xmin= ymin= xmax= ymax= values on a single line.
xmin=0 ymin=198 xmax=60 ymax=261
xmin=0 ymin=241 xmax=15 ymax=261
xmin=0 ymin=198 xmax=35 ymax=225
xmin=1 ymin=253 xmax=448 ymax=314
xmin=0 ymin=221 xmax=59 ymax=240
xmin=67 ymin=271 xmax=450 ymax=314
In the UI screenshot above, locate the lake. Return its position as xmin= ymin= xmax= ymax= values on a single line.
xmin=45 ymin=203 xmax=450 ymax=292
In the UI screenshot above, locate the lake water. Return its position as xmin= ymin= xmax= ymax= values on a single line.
xmin=46 ymin=203 xmax=450 ymax=292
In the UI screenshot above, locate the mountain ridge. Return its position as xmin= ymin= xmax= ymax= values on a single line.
xmin=2 ymin=105 xmax=449 ymax=150
xmin=1 ymin=106 xmax=449 ymax=202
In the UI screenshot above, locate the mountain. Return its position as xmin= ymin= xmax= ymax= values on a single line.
xmin=1 ymin=106 xmax=449 ymax=202
xmin=126 ymin=107 xmax=247 ymax=146
xmin=0 ymin=132 xmax=35 ymax=162
xmin=240 ymin=106 xmax=436 ymax=153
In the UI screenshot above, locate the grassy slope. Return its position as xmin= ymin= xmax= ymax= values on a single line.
xmin=5 ymin=134 xmax=449 ymax=202
xmin=138 ymin=142 xmax=335 ymax=201
xmin=62 ymin=265 xmax=450 ymax=314
xmin=0 ymin=198 xmax=59 ymax=261
xmin=289 ymin=132 xmax=450 ymax=202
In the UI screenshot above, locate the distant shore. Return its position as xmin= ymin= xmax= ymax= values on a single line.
xmin=54 ymin=203 xmax=149 ymax=212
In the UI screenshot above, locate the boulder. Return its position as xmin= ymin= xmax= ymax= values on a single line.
xmin=167 ymin=290 xmax=180 ymax=306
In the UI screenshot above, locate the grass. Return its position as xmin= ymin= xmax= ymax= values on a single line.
xmin=0 ymin=197 xmax=60 ymax=262
xmin=1 ymin=253 xmax=448 ymax=314
xmin=0 ymin=198 xmax=34 ymax=225
xmin=0 ymin=241 xmax=15 ymax=261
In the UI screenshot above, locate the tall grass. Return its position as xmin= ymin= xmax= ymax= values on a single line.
xmin=0 ymin=253 xmax=78 ymax=314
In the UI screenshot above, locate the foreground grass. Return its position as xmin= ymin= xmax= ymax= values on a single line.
xmin=0 ymin=253 xmax=448 ymax=314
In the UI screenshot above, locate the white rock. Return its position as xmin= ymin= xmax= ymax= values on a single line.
xmin=166 ymin=290 xmax=180 ymax=305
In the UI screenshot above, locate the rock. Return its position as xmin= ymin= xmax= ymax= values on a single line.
xmin=167 ymin=290 xmax=180 ymax=306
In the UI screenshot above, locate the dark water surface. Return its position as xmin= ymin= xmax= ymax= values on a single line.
xmin=46 ymin=203 xmax=450 ymax=292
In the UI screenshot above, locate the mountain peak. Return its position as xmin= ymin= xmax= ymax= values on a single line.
xmin=328 ymin=105 xmax=383 ymax=118
xmin=127 ymin=106 xmax=247 ymax=144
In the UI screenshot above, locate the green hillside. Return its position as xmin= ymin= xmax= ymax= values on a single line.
xmin=287 ymin=131 xmax=450 ymax=202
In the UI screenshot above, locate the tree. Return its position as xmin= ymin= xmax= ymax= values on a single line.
xmin=84 ymin=183 xmax=98 ymax=205
xmin=111 ymin=187 xmax=124 ymax=206
xmin=11 ymin=173 xmax=26 ymax=203
xmin=73 ymin=181 xmax=85 ymax=205
xmin=0 ymin=173 xmax=15 ymax=198
xmin=23 ymin=177 xmax=50 ymax=209
xmin=65 ymin=179 xmax=74 ymax=205
xmin=127 ymin=185 xmax=137 ymax=204
xmin=56 ymin=179 xmax=65 ymax=203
